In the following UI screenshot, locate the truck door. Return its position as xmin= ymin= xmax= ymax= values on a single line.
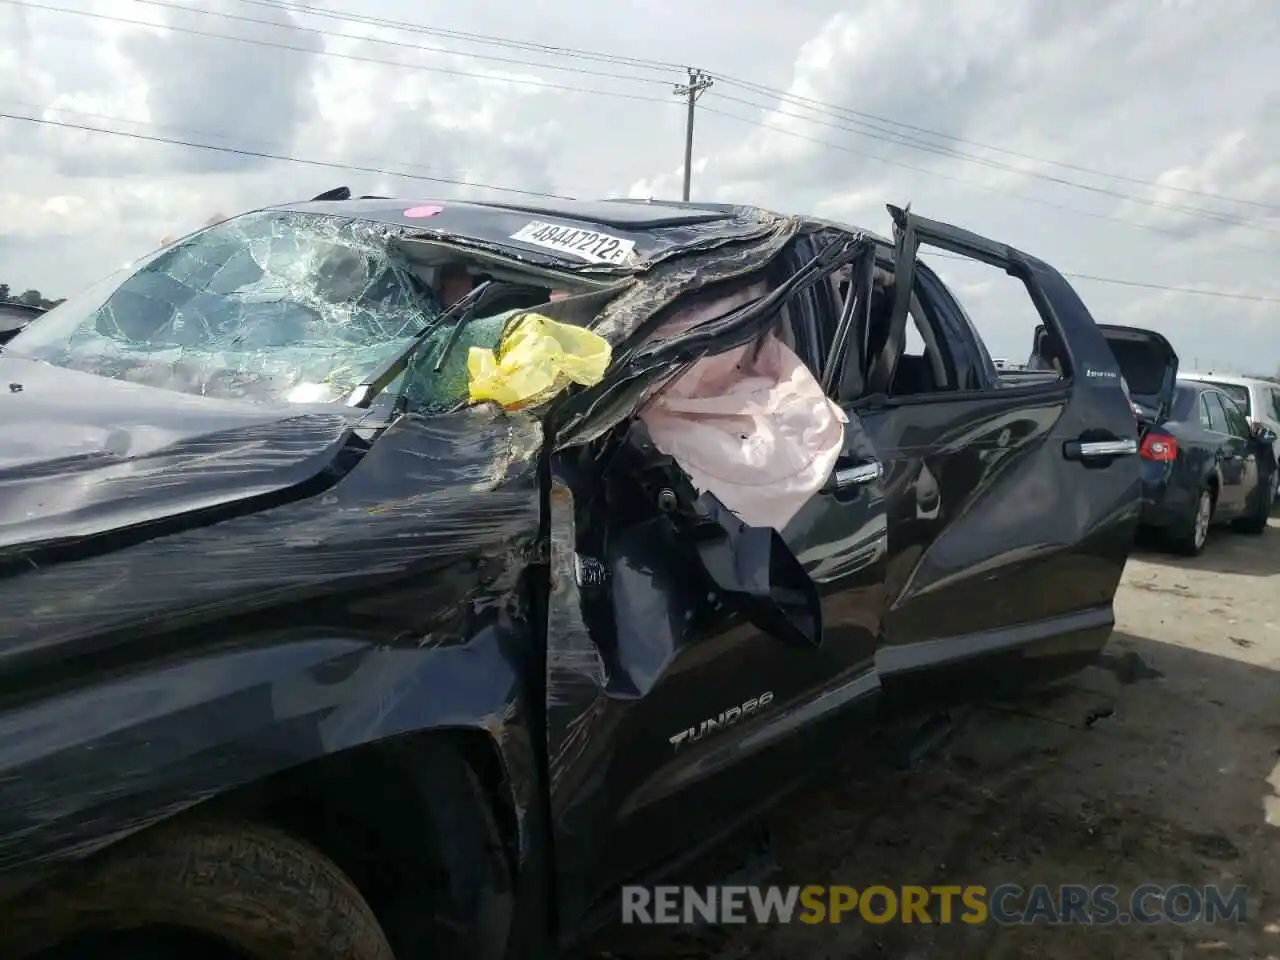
xmin=838 ymin=206 xmax=1142 ymax=709
xmin=540 ymin=238 xmax=891 ymax=938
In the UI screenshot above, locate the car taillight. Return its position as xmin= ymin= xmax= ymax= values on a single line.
xmin=1140 ymin=433 xmax=1177 ymax=461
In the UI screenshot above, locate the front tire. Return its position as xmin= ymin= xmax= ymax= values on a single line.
xmin=6 ymin=819 xmax=395 ymax=960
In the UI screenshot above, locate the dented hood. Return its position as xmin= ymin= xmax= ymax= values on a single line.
xmin=0 ymin=356 xmax=360 ymax=553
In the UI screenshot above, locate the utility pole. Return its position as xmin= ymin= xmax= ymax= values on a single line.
xmin=674 ymin=67 xmax=713 ymax=202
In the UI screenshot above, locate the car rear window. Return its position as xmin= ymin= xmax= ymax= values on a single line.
xmin=1201 ymin=381 xmax=1251 ymax=416
xmin=1171 ymin=385 xmax=1199 ymax=422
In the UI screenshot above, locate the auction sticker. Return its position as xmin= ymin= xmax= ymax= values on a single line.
xmin=509 ymin=220 xmax=637 ymax=265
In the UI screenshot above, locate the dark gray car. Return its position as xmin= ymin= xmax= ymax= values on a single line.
xmin=1135 ymin=379 xmax=1275 ymax=554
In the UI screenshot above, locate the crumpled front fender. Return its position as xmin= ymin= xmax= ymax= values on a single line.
xmin=0 ymin=406 xmax=549 ymax=915
xmin=0 ymin=627 xmax=541 ymax=895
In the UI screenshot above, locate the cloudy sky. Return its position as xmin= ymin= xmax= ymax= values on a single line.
xmin=1 ymin=0 xmax=1278 ymax=372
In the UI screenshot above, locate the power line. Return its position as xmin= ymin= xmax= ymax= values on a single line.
xmin=13 ymin=0 xmax=699 ymax=204
xmin=0 ymin=95 xmax=1179 ymax=244
xmin=922 ymin=251 xmax=1280 ymax=303
xmin=21 ymin=0 xmax=1273 ymax=236
xmin=127 ymin=0 xmax=673 ymax=87
xmin=116 ymin=0 xmax=1275 ymax=235
xmin=1 ymin=0 xmax=679 ymax=105
xmin=709 ymin=90 xmax=1277 ymax=234
xmin=0 ymin=97 xmax=1213 ymax=248
xmin=226 ymin=0 xmax=685 ymax=73
xmin=7 ymin=0 xmax=1278 ymax=301
xmin=695 ymin=104 xmax=1271 ymax=256
xmin=0 ymin=99 xmax=497 ymax=183
xmin=124 ymin=0 xmax=711 ymax=207
xmin=0 ymin=112 xmax=574 ymax=199
xmin=708 ymin=74 xmax=1280 ymax=214
xmin=223 ymin=0 xmax=1278 ymax=217
xmin=1062 ymin=272 xmax=1280 ymax=302
xmin=12 ymin=106 xmax=1276 ymax=305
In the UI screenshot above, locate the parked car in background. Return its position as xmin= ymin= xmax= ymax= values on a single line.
xmin=1179 ymin=372 xmax=1280 ymax=498
xmin=1088 ymin=327 xmax=1275 ymax=554
xmin=0 ymin=197 xmax=1149 ymax=959
xmin=0 ymin=300 xmax=44 ymax=348
xmin=1134 ymin=378 xmax=1275 ymax=554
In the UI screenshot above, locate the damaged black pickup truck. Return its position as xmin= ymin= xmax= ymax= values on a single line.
xmin=0 ymin=196 xmax=1149 ymax=960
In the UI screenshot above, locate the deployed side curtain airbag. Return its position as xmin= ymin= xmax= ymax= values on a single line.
xmin=638 ymin=331 xmax=847 ymax=532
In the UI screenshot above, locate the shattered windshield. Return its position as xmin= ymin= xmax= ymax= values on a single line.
xmin=6 ymin=210 xmax=444 ymax=404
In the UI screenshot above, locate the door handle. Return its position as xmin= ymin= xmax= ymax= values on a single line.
xmin=826 ymin=460 xmax=883 ymax=491
xmin=1062 ymin=438 xmax=1137 ymax=461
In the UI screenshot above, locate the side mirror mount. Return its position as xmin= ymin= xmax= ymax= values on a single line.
xmin=1251 ymin=422 xmax=1275 ymax=443
xmin=685 ymin=491 xmax=823 ymax=649
xmin=0 ymin=302 xmax=44 ymax=348
xmin=0 ymin=322 xmax=29 ymax=347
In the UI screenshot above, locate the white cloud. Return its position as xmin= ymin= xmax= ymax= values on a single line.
xmin=2 ymin=0 xmax=1279 ymax=372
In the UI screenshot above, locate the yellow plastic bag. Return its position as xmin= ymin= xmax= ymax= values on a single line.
xmin=467 ymin=311 xmax=612 ymax=410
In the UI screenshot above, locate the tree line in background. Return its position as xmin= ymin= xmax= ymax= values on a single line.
xmin=0 ymin=283 xmax=64 ymax=310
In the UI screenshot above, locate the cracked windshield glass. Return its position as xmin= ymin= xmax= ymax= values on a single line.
xmin=4 ymin=210 xmax=491 ymax=409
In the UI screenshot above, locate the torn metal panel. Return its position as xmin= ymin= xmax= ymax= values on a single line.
xmin=384 ymin=211 xmax=811 ymax=423
xmin=547 ymin=232 xmax=875 ymax=451
xmin=583 ymin=213 xmax=804 ymax=346
xmin=276 ymin=197 xmax=792 ymax=279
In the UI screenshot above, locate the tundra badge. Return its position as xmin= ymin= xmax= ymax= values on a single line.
xmin=668 ymin=692 xmax=774 ymax=751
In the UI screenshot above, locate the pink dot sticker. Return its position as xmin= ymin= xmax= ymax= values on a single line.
xmin=403 ymin=205 xmax=444 ymax=219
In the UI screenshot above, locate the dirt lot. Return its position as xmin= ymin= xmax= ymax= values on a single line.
xmin=630 ymin=523 xmax=1280 ymax=959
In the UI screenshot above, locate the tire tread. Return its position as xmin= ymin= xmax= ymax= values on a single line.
xmin=4 ymin=819 xmax=395 ymax=960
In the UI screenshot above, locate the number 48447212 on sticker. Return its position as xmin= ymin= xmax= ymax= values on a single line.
xmin=509 ymin=221 xmax=637 ymax=265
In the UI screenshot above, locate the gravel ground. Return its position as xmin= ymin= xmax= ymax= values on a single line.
xmin=620 ymin=521 xmax=1280 ymax=960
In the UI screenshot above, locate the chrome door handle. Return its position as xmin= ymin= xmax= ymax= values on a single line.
xmin=1063 ymin=438 xmax=1137 ymax=460
xmin=830 ymin=460 xmax=883 ymax=490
